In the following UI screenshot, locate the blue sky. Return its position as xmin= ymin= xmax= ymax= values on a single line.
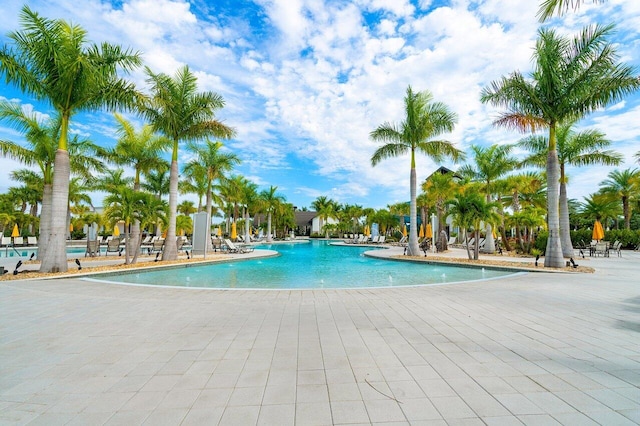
xmin=1 ymin=0 xmax=639 ymax=212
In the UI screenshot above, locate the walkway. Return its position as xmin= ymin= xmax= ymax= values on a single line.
xmin=1 ymin=248 xmax=639 ymax=425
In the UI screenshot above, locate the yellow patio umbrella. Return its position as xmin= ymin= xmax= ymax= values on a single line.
xmin=113 ymin=224 xmax=120 ymax=237
xmin=364 ymin=225 xmax=370 ymax=236
xmin=69 ymin=223 xmax=74 ymax=232
xmin=425 ymin=223 xmax=433 ymax=239
xmin=419 ymin=224 xmax=424 ymax=238
xmin=592 ymin=220 xmax=604 ymax=241
xmin=217 ymin=226 xmax=222 ymax=237
xmin=231 ymin=222 xmax=237 ymax=240
xmin=11 ymin=224 xmax=19 ymax=238
xmin=402 ymin=224 xmax=407 ymax=237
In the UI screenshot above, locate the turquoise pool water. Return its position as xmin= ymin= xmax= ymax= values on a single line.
xmin=0 ymin=246 xmax=89 ymax=258
xmin=90 ymin=240 xmax=521 ymax=289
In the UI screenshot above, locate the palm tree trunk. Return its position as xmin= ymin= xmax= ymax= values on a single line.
xmin=484 ymin=224 xmax=495 ymax=254
xmin=623 ymin=196 xmax=630 ymax=229
xmin=162 ymin=159 xmax=178 ymax=260
xmin=559 ymin=181 xmax=574 ymax=257
xmin=131 ymin=230 xmax=143 ymax=264
xmin=124 ymin=225 xmax=131 ymax=265
xmin=40 ymin=150 xmax=70 ymax=273
xmin=37 ymin=184 xmax=52 ymax=261
xmin=464 ymin=230 xmax=472 ymax=260
xmin=267 ymin=212 xmax=273 ymax=243
xmin=408 ymin=166 xmax=419 ymax=256
xmin=472 ymin=229 xmax=479 ymax=260
xmin=545 ymin=147 xmax=565 ymax=267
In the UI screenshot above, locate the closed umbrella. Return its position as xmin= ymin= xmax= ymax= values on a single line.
xmin=69 ymin=223 xmax=74 ymax=232
xmin=425 ymin=223 xmax=433 ymax=239
xmin=217 ymin=226 xmax=222 ymax=237
xmin=113 ymin=224 xmax=120 ymax=237
xmin=419 ymin=224 xmax=424 ymax=238
xmin=231 ymin=222 xmax=237 ymax=240
xmin=402 ymin=224 xmax=407 ymax=237
xmin=11 ymin=224 xmax=19 ymax=238
xmin=592 ymin=220 xmax=604 ymax=241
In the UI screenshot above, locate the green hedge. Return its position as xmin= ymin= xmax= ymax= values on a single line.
xmin=535 ymin=229 xmax=640 ymax=253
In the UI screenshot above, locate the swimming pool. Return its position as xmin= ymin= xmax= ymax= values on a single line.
xmin=0 ymin=245 xmax=89 ymax=258
xmin=89 ymin=240 xmax=522 ymax=289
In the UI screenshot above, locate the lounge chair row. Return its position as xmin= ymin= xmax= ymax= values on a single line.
xmin=344 ymin=234 xmax=386 ymax=244
xmin=1 ymin=236 xmax=38 ymax=247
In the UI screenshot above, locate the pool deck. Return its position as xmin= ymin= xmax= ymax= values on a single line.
xmin=1 ymin=245 xmax=639 ymax=425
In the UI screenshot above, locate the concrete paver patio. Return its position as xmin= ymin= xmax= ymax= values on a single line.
xmin=1 ymin=247 xmax=639 ymax=425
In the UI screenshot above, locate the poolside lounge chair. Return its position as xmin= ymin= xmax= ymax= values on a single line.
xmin=149 ymin=239 xmax=164 ymax=255
xmin=1 ymin=235 xmax=11 ymax=247
xmin=85 ymin=240 xmax=100 ymax=257
xmin=27 ymin=236 xmax=38 ymax=246
xmin=377 ymin=235 xmax=386 ymax=244
xmin=105 ymin=238 xmax=122 ymax=256
xmin=369 ymin=235 xmax=379 ymax=244
xmin=447 ymin=236 xmax=456 ymax=246
xmin=13 ymin=236 xmax=24 ymax=246
xmin=224 ymin=239 xmax=254 ymax=254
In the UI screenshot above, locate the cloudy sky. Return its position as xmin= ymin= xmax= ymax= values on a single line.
xmin=0 ymin=0 xmax=639 ymax=212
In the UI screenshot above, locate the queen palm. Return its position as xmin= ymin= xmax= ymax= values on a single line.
xmin=599 ymin=168 xmax=640 ymax=230
xmin=184 ymin=139 xmax=240 ymax=249
xmin=0 ymin=6 xmax=141 ymax=272
xmin=519 ymin=120 xmax=621 ymax=256
xmin=139 ymin=65 xmax=235 ymax=260
xmin=481 ymin=24 xmax=639 ymax=267
xmin=371 ymin=86 xmax=462 ymax=255
xmin=260 ymin=186 xmax=286 ymax=243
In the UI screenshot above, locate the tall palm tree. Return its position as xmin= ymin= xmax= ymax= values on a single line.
xmin=138 ymin=65 xmax=235 ymax=260
xmin=447 ymin=191 xmax=498 ymax=260
xmin=142 ymin=169 xmax=170 ymax=200
xmin=501 ymin=172 xmax=545 ymax=251
xmin=481 ymin=24 xmax=639 ymax=267
xmin=371 ymin=86 xmax=462 ymax=255
xmin=538 ymin=0 xmax=603 ymax=21
xmin=519 ymin=121 xmax=622 ymax=256
xmin=599 ymin=168 xmax=640 ymax=230
xmin=1 ymin=101 xmax=104 ymax=258
xmin=0 ymin=6 xmax=141 ymax=272
xmin=458 ymin=144 xmax=519 ymax=253
xmin=579 ymin=193 xmax=620 ymax=225
xmin=184 ymin=139 xmax=240 ymax=250
xmin=422 ymin=172 xmax=459 ymax=240
xmin=260 ymin=186 xmax=286 ymax=243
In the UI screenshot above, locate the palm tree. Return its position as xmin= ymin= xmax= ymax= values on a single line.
xmin=100 ymin=113 xmax=168 ymax=254
xmin=240 ymin=180 xmax=259 ymax=242
xmin=480 ymin=24 xmax=639 ymax=267
xmin=311 ymin=196 xmax=339 ymax=238
xmin=538 ymin=0 xmax=603 ymax=21
xmin=138 ymin=65 xmax=235 ymax=261
xmin=260 ymin=186 xmax=286 ymax=243
xmin=0 ymin=101 xmax=104 ymax=258
xmin=0 ymin=6 xmax=142 ymax=272
xmin=447 ymin=191 xmax=498 ymax=260
xmin=458 ymin=144 xmax=519 ymax=253
xmin=133 ymin=193 xmax=168 ymax=264
xmin=519 ymin=120 xmax=622 ymax=256
xmin=184 ymin=139 xmax=240 ymax=249
xmin=104 ymin=187 xmax=146 ymax=265
xmin=579 ymin=193 xmax=620 ymax=225
xmin=599 ymin=168 xmax=640 ymax=230
xmin=371 ymin=86 xmax=463 ymax=255
xmin=501 ymin=172 xmax=545 ymax=251
xmin=422 ymin=172 xmax=459 ymax=241
xmin=177 ymin=200 xmax=197 ymax=216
